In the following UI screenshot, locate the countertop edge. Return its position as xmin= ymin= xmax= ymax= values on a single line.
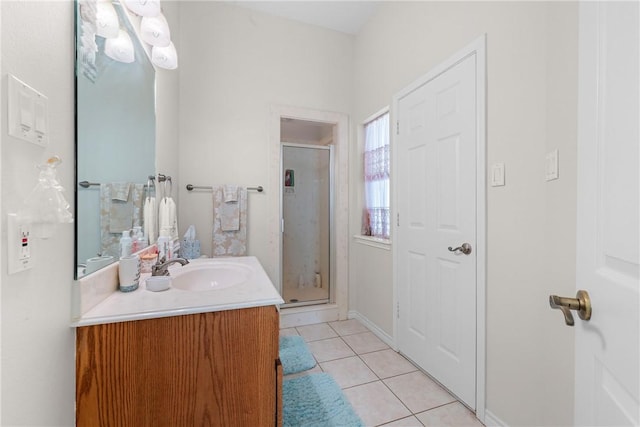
xmin=70 ymin=296 xmax=284 ymax=328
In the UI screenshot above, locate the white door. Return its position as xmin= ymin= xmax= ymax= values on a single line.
xmin=396 ymin=52 xmax=478 ymax=409
xmin=574 ymin=2 xmax=639 ymax=425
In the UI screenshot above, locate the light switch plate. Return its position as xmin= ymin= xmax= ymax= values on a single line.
xmin=491 ymin=163 xmax=505 ymax=187
xmin=7 ymin=213 xmax=33 ymax=275
xmin=8 ymin=74 xmax=49 ymax=147
xmin=546 ymin=149 xmax=559 ymax=181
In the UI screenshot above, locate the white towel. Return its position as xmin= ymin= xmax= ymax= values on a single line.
xmin=158 ymin=197 xmax=178 ymax=240
xmin=143 ymin=196 xmax=157 ymax=244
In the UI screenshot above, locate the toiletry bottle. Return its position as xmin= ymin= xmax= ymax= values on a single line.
xmin=157 ymin=234 xmax=171 ymax=263
xmin=135 ymin=228 xmax=147 ymax=252
xmin=131 ymin=226 xmax=142 ymax=252
xmin=120 ymin=230 xmax=133 ymax=257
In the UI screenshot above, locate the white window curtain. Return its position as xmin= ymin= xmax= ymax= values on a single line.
xmin=363 ymin=112 xmax=390 ymax=239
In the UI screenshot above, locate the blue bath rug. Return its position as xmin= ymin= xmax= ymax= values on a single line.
xmin=283 ymin=373 xmax=365 ymax=427
xmin=280 ymin=335 xmax=317 ymax=375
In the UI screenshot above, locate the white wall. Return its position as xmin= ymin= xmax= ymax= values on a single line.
xmin=1 ymin=1 xmax=181 ymax=424
xmin=1 ymin=1 xmax=4 ymax=422
xmin=0 ymin=1 xmax=579 ymax=425
xmin=349 ymin=2 xmax=578 ymax=426
xmin=1 ymin=2 xmax=76 ymax=424
xmin=177 ymin=2 xmax=353 ymax=283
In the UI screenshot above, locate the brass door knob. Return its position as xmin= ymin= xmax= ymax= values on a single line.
xmin=549 ymin=290 xmax=592 ymax=326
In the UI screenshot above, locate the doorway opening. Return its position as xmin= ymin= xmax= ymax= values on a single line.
xmin=280 ymin=119 xmax=335 ymax=308
xmin=269 ymin=105 xmax=349 ymax=326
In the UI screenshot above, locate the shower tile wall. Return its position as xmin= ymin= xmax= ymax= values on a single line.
xmin=283 ymin=146 xmax=330 ymax=303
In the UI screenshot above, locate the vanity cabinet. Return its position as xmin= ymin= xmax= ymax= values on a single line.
xmin=76 ymin=305 xmax=282 ymax=426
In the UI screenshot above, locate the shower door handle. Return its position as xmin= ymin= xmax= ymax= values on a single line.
xmin=281 ymin=218 xmax=285 ymax=233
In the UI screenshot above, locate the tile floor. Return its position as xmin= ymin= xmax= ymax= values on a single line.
xmin=281 ymin=319 xmax=485 ymax=427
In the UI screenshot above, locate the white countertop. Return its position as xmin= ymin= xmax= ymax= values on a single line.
xmin=71 ymin=256 xmax=284 ymax=327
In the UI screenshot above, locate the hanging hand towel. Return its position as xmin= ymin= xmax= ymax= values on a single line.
xmin=100 ymin=183 xmax=144 ymax=257
xmin=220 ymin=203 xmax=240 ymax=231
xmin=108 ymin=182 xmax=133 ymax=233
xmin=158 ymin=197 xmax=178 ymax=240
xmin=212 ymin=186 xmax=247 ymax=256
xmin=143 ymin=196 xmax=157 ymax=244
xmin=111 ymin=182 xmax=131 ymax=201
xmin=220 ymin=185 xmax=240 ymax=231
xmin=223 ymin=185 xmax=238 ymax=203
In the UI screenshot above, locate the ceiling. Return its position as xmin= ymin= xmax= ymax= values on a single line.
xmin=230 ymin=1 xmax=380 ymax=35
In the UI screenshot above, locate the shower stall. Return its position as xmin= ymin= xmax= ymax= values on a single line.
xmin=281 ymin=143 xmax=333 ymax=307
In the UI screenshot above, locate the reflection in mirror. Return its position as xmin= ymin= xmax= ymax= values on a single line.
xmin=75 ymin=0 xmax=156 ymax=279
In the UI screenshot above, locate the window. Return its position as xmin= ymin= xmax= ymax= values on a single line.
xmin=362 ymin=110 xmax=390 ymax=239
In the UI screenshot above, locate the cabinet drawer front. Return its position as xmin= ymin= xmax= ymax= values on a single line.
xmin=76 ymin=306 xmax=279 ymax=426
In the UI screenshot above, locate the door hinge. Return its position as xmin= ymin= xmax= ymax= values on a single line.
xmin=396 ymin=121 xmax=400 ymax=135
xmin=397 ymin=212 xmax=400 ymax=227
xmin=396 ymin=301 xmax=400 ymax=319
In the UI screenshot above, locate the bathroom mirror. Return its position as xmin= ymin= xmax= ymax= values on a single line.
xmin=75 ymin=0 xmax=156 ymax=279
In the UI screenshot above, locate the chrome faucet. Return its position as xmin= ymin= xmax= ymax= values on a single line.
xmin=151 ymin=257 xmax=190 ymax=276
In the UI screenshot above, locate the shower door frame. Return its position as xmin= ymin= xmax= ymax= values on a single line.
xmin=280 ymin=142 xmax=335 ymax=308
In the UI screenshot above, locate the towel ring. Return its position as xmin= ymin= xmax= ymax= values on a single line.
xmin=146 ymin=176 xmax=156 ymax=197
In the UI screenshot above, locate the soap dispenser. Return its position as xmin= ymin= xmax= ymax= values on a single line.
xmin=120 ymin=230 xmax=133 ymax=257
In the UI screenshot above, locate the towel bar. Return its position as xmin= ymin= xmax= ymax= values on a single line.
xmin=186 ymin=184 xmax=263 ymax=193
xmin=79 ymin=175 xmax=159 ymax=189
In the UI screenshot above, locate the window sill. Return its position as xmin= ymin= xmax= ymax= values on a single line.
xmin=353 ymin=235 xmax=392 ymax=251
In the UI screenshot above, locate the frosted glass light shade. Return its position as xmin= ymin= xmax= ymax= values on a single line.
xmin=152 ymin=42 xmax=178 ymax=70
xmin=105 ymin=29 xmax=135 ymax=63
xmin=95 ymin=1 xmax=119 ymax=39
xmin=140 ymin=14 xmax=171 ymax=47
xmin=123 ymin=0 xmax=161 ymax=17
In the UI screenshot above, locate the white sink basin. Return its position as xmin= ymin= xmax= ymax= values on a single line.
xmin=171 ymin=262 xmax=253 ymax=291
xmin=72 ymin=256 xmax=286 ymax=327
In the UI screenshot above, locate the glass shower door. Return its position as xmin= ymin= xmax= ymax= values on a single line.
xmin=282 ymin=144 xmax=331 ymax=306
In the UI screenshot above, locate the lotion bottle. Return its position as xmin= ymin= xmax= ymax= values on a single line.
xmin=136 ymin=229 xmax=147 ymax=252
xmin=120 ymin=230 xmax=133 ymax=257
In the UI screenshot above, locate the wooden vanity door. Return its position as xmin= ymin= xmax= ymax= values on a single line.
xmin=76 ymin=306 xmax=280 ymax=426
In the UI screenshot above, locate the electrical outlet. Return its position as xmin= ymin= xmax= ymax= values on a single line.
xmin=19 ymin=224 xmax=31 ymax=259
xmin=7 ymin=213 xmax=33 ymax=274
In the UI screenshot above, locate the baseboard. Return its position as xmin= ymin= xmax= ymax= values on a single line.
xmin=280 ymin=304 xmax=340 ymax=328
xmin=484 ymin=409 xmax=508 ymax=427
xmin=348 ymin=310 xmax=396 ymax=349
